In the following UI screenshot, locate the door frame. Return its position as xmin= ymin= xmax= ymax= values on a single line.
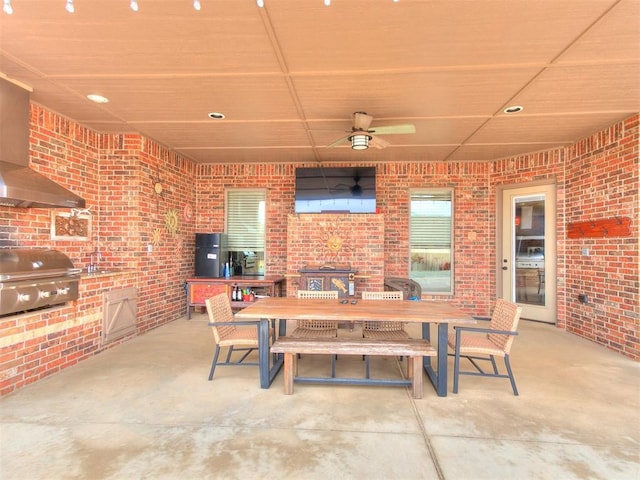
xmin=497 ymin=180 xmax=557 ymax=323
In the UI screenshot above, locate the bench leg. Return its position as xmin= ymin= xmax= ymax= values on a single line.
xmin=410 ymin=356 xmax=423 ymax=399
xmin=283 ymin=353 xmax=295 ymax=395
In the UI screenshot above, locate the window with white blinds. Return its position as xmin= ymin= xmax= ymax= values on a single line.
xmin=225 ymin=189 xmax=266 ymax=251
xmin=410 ymin=217 xmax=451 ymax=248
xmin=409 ymin=189 xmax=453 ymax=294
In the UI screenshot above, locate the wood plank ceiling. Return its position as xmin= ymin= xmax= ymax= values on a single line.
xmin=0 ymin=0 xmax=638 ymax=164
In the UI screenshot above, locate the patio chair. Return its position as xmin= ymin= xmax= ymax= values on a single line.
xmin=290 ymin=290 xmax=339 ymax=376
xmin=361 ymin=290 xmax=407 ymax=377
xmin=205 ymin=293 xmax=272 ymax=381
xmin=361 ymin=290 xmax=407 ymax=339
xmin=290 ymin=290 xmax=340 ymax=338
xmin=384 ymin=277 xmax=422 ymax=300
xmin=447 ymin=298 xmax=522 ymax=395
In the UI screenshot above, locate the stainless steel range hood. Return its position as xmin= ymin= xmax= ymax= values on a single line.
xmin=0 ymin=75 xmax=86 ymax=209
xmin=0 ymin=160 xmax=86 ymax=208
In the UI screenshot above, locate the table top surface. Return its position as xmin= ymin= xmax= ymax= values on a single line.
xmin=235 ymin=296 xmax=475 ymax=324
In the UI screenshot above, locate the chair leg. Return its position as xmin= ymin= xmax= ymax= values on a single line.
xmin=489 ymin=355 xmax=499 ymax=375
xmin=331 ymin=354 xmax=337 ymax=378
xmin=225 ymin=346 xmax=233 ymax=363
xmin=453 ymin=348 xmax=461 ymax=394
xmin=504 ymin=355 xmax=519 ymax=396
xmin=208 ymin=345 xmax=221 ymax=381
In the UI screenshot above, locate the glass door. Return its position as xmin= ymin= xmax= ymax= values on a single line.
xmin=500 ymin=184 xmax=556 ymax=323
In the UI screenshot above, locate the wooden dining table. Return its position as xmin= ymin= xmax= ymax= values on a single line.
xmin=234 ymin=296 xmax=476 ymax=397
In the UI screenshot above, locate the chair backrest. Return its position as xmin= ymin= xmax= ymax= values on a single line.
xmin=296 ymin=290 xmax=338 ymax=330
xmin=205 ymin=293 xmax=236 ymax=344
xmin=488 ymin=299 xmax=522 ymax=353
xmin=297 ymin=290 xmax=339 ymax=300
xmin=361 ymin=290 xmax=404 ymax=331
xmin=384 ymin=277 xmax=421 ymax=299
xmin=362 ymin=291 xmax=403 ymax=301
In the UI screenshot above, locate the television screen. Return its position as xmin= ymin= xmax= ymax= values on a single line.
xmin=295 ymin=166 xmax=376 ymax=213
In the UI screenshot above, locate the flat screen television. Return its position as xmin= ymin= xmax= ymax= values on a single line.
xmin=294 ymin=166 xmax=376 ymax=213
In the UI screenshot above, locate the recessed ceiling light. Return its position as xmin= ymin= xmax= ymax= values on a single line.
xmin=87 ymin=94 xmax=109 ymax=104
xmin=208 ymin=112 xmax=225 ymax=120
xmin=503 ymin=105 xmax=524 ymax=114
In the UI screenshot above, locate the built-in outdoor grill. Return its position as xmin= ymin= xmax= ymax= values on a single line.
xmin=515 ymin=251 xmax=545 ymax=269
xmin=0 ymin=248 xmax=81 ymax=316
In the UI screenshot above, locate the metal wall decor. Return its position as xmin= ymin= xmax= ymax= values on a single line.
xmin=164 ymin=209 xmax=179 ymax=235
xmin=51 ymin=211 xmax=91 ymax=241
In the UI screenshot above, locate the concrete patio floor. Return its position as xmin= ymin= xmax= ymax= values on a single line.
xmin=1 ymin=314 xmax=638 ymax=480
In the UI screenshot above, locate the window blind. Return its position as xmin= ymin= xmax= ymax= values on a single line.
xmin=410 ymin=217 xmax=451 ymax=247
xmin=226 ymin=190 xmax=265 ymax=251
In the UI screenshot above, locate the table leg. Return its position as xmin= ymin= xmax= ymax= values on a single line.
xmin=259 ymin=318 xmax=270 ymax=388
xmin=283 ymin=353 xmax=294 ymax=395
xmin=422 ymin=322 xmax=448 ymax=397
xmin=259 ymin=317 xmax=284 ymax=389
xmin=435 ymin=322 xmax=448 ymax=397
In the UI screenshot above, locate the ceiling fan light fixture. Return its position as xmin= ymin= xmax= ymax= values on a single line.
xmin=3 ymin=0 xmax=13 ymax=15
xmin=349 ymin=134 xmax=370 ymax=150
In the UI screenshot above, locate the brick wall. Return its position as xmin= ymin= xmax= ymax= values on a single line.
xmin=286 ymin=213 xmax=385 ymax=295
xmin=564 ymin=116 xmax=639 ymax=359
xmin=489 ymin=116 xmax=638 ymax=359
xmin=98 ymin=135 xmax=198 ymax=334
xmin=195 ymin=163 xmax=296 ymax=274
xmin=197 ymin=161 xmax=494 ymax=313
xmin=379 ymin=162 xmax=492 ymax=313
xmin=490 ymin=149 xmax=568 ymax=327
xmin=0 ymin=106 xmax=196 ymax=395
xmin=1 ymin=106 xmax=637 ymax=396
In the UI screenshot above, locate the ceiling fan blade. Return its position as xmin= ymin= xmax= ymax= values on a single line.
xmin=353 ymin=112 xmax=373 ymax=131
xmin=369 ymin=136 xmax=390 ymax=149
xmin=326 ymin=135 xmax=350 ymax=148
xmin=368 ymin=124 xmax=416 ymax=135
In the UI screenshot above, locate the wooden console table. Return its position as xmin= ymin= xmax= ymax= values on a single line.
xmin=185 ymin=275 xmax=286 ymax=319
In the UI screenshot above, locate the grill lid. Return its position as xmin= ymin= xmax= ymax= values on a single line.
xmin=0 ymin=248 xmax=80 ymax=281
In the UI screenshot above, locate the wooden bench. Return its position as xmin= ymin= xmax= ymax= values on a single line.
xmin=270 ymin=337 xmax=437 ymax=399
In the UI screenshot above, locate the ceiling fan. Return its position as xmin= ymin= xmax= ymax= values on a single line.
xmin=327 ymin=112 xmax=416 ymax=150
xmin=333 ymin=175 xmax=364 ymax=197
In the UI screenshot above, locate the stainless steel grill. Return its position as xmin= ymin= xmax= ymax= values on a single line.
xmin=0 ymin=248 xmax=81 ymax=316
xmin=515 ymin=252 xmax=544 ymax=269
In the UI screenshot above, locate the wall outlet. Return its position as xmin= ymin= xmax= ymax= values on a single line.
xmin=147 ymin=243 xmax=153 ymax=253
xmin=581 ymin=248 xmax=589 ymax=256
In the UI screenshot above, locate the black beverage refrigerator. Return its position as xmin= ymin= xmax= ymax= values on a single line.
xmin=195 ymin=233 xmax=228 ymax=277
